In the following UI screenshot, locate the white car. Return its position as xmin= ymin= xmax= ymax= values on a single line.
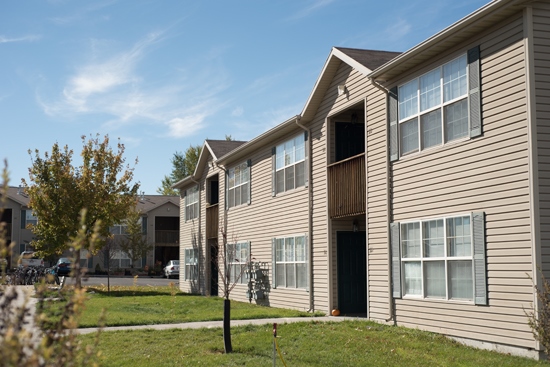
xmin=163 ymin=260 xmax=179 ymax=279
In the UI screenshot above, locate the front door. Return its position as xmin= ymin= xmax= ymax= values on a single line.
xmin=210 ymin=243 xmax=218 ymax=296
xmin=337 ymin=231 xmax=367 ymax=314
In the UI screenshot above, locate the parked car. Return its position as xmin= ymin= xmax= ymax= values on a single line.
xmin=54 ymin=257 xmax=72 ymax=276
xmin=19 ymin=251 xmax=44 ymax=267
xmin=163 ymin=260 xmax=179 ymax=279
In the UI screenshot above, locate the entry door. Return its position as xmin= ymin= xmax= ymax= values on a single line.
xmin=210 ymin=243 xmax=218 ymax=296
xmin=337 ymin=231 xmax=367 ymax=314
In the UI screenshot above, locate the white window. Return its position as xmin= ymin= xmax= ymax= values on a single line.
xmin=185 ymin=185 xmax=199 ymax=221
xmin=400 ymin=215 xmax=474 ymax=301
xmin=227 ymin=242 xmax=249 ymax=284
xmin=398 ymin=54 xmax=468 ymax=156
xmin=227 ymin=161 xmax=250 ymax=208
xmin=109 ymin=223 xmax=128 ymax=235
xmin=184 ymin=248 xmax=198 ymax=280
xmin=109 ymin=250 xmax=131 ymax=269
xmin=275 ymin=134 xmax=306 ymax=194
xmin=22 ymin=210 xmax=37 ymax=228
xmin=274 ymin=235 xmax=307 ymax=289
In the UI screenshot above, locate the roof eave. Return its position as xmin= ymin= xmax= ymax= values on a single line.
xmin=368 ymin=0 xmax=527 ymax=82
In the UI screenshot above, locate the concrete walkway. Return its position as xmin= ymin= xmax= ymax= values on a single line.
xmin=75 ymin=316 xmax=358 ymax=335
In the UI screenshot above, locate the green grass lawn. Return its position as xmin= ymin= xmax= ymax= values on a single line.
xmin=35 ymin=285 xmax=549 ymax=366
xmin=80 ymin=320 xmax=548 ymax=367
xmin=62 ymin=285 xmax=320 ymax=328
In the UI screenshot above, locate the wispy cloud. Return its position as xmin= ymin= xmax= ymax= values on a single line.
xmin=286 ymin=0 xmax=335 ymax=21
xmin=0 ymin=35 xmax=41 ymax=44
xmin=49 ymin=1 xmax=116 ymax=25
xmin=38 ymin=32 xmax=229 ymax=139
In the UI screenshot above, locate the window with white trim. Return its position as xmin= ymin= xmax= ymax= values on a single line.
xmin=273 ymin=235 xmax=307 ymax=289
xmin=21 ymin=210 xmax=37 ymax=228
xmin=184 ymin=248 xmax=198 ymax=280
xmin=109 ymin=223 xmax=128 ymax=235
xmin=227 ymin=242 xmax=249 ymax=284
xmin=399 ymin=54 xmax=469 ymax=155
xmin=109 ymin=250 xmax=131 ymax=269
xmin=185 ymin=185 xmax=199 ymax=221
xmin=400 ymin=214 xmax=475 ymax=301
xmin=227 ymin=161 xmax=250 ymax=208
xmin=274 ymin=134 xmax=306 ymax=194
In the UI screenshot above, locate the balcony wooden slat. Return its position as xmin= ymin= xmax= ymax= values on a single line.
xmin=155 ymin=230 xmax=179 ymax=246
xmin=206 ymin=204 xmax=219 ymax=239
xmin=328 ymin=153 xmax=366 ymax=218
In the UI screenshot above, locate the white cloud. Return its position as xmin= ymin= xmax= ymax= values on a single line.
xmin=286 ymin=0 xmax=335 ymax=21
xmin=231 ymin=106 xmax=244 ymax=117
xmin=0 ymin=35 xmax=41 ymax=44
xmin=39 ymin=32 xmax=228 ymax=141
xmin=384 ymin=18 xmax=412 ymax=42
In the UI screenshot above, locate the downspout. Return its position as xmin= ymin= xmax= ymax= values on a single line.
xmin=524 ymin=6 xmax=542 ymax=354
xmin=371 ymin=78 xmax=395 ymax=323
xmin=295 ymin=115 xmax=314 ymax=312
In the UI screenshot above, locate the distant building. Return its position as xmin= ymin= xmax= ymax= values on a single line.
xmin=0 ymin=187 xmax=179 ymax=270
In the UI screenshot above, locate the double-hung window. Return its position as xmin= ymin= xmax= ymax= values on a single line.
xmin=185 ymin=185 xmax=199 ymax=221
xmin=274 ymin=133 xmax=306 ymax=195
xmin=391 ymin=213 xmax=486 ymax=304
xmin=227 ymin=242 xmax=249 ymax=284
xmin=227 ymin=161 xmax=250 ymax=208
xmin=273 ymin=235 xmax=308 ymax=289
xmin=184 ymin=248 xmax=198 ymax=280
xmin=21 ymin=210 xmax=37 ymax=228
xmin=399 ymin=55 xmax=469 ymax=155
xmin=389 ymin=46 xmax=481 ymax=161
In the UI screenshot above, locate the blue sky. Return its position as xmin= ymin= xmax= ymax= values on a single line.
xmin=1 ymin=0 xmax=488 ymax=194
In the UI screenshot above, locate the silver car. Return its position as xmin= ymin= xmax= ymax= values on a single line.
xmin=163 ymin=260 xmax=179 ymax=279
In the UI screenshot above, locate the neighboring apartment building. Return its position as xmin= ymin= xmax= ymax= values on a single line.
xmin=0 ymin=187 xmax=179 ymax=271
xmin=1 ymin=186 xmax=36 ymax=268
xmin=176 ymin=0 xmax=548 ymax=358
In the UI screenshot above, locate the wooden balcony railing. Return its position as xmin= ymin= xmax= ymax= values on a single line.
xmin=155 ymin=230 xmax=179 ymax=246
xmin=328 ymin=153 xmax=366 ymax=218
xmin=206 ymin=204 xmax=219 ymax=240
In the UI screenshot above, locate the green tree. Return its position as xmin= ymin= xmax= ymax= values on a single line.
xmin=119 ymin=206 xmax=151 ymax=268
xmin=23 ymin=135 xmax=139 ymax=285
xmin=157 ymin=144 xmax=202 ymax=195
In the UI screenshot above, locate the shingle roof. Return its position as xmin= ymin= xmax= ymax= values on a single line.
xmin=136 ymin=195 xmax=179 ymax=212
xmin=334 ymin=48 xmax=401 ymax=71
xmin=205 ymin=139 xmax=247 ymax=160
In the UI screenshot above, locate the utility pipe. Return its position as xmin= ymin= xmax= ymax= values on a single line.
xmin=295 ymin=115 xmax=314 ymax=312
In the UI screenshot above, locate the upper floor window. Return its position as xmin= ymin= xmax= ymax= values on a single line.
xmin=274 ymin=133 xmax=306 ymax=195
xmin=109 ymin=224 xmax=128 ymax=235
xmin=21 ymin=210 xmax=37 ymax=229
xmin=399 ymin=55 xmax=469 ymax=155
xmin=389 ymin=46 xmax=481 ymax=162
xmin=273 ymin=235 xmax=308 ymax=289
xmin=391 ymin=212 xmax=487 ymax=305
xmin=227 ymin=161 xmax=250 ymax=208
xmin=185 ymin=185 xmax=199 ymax=221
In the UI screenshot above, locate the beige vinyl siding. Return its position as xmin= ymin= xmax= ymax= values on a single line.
xmin=223 ymin=138 xmax=310 ymax=310
xmin=313 ymin=62 xmax=374 ymax=312
xmin=365 ymin=83 xmax=392 ymax=321
xmin=389 ymin=13 xmax=534 ymax=348
xmin=534 ymin=2 xmax=550 ymax=277
xmin=178 ymin=157 xmax=219 ymax=295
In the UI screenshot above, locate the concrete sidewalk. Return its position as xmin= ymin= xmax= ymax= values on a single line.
xmin=75 ymin=316 xmax=358 ymax=335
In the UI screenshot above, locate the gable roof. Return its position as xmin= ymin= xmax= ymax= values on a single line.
xmin=136 ymin=194 xmax=179 ymax=213
xmin=205 ymin=139 xmax=247 ymax=160
xmin=216 ymin=48 xmax=399 ymax=165
xmin=300 ymin=47 xmax=400 ymax=122
xmin=369 ymin=0 xmax=531 ymax=83
xmin=1 ymin=186 xmax=31 ymax=207
xmin=172 ymin=139 xmax=247 ymax=189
